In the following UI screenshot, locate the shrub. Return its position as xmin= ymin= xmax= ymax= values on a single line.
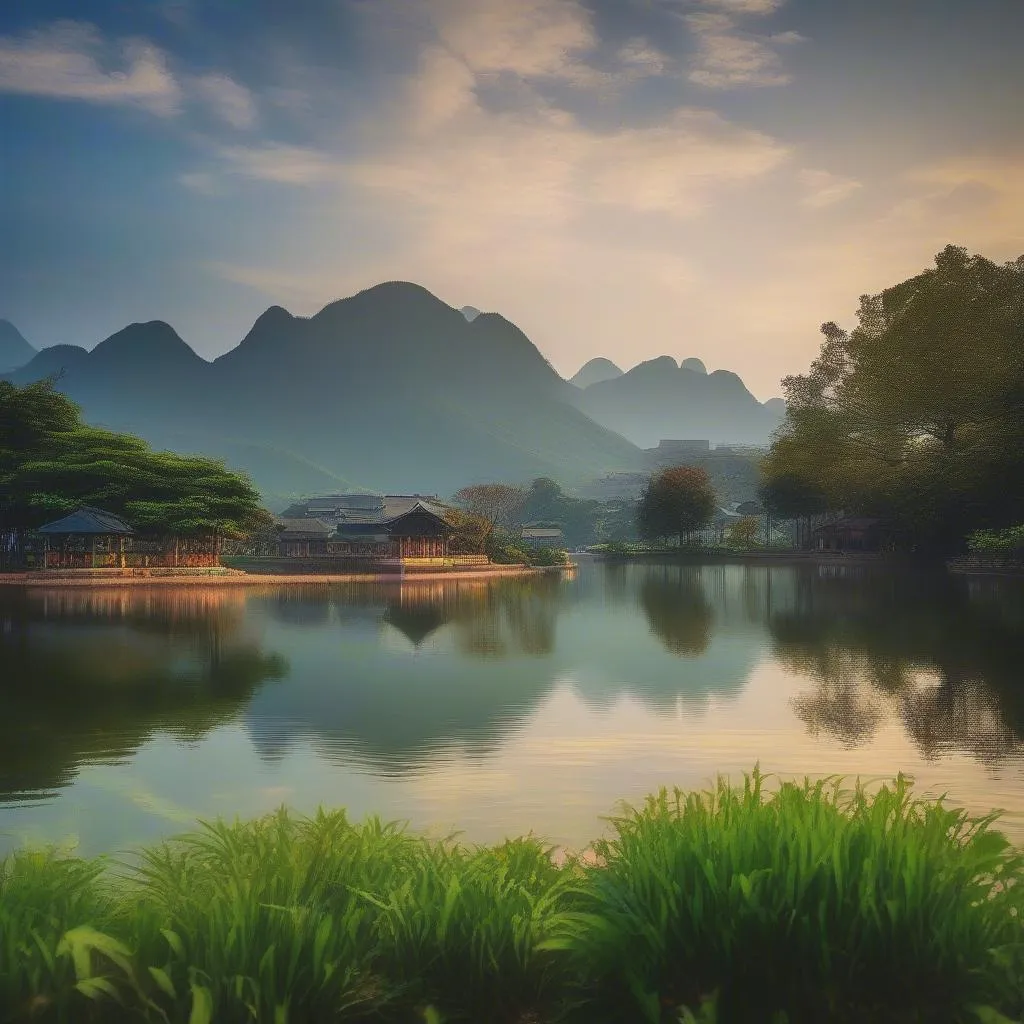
xmin=967 ymin=525 xmax=1024 ymax=559
xmin=528 ymin=547 xmax=569 ymax=567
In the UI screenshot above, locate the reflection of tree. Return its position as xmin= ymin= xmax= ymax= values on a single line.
xmin=639 ymin=569 xmax=713 ymax=657
xmin=768 ymin=570 xmax=1024 ymax=762
xmin=0 ymin=588 xmax=288 ymax=800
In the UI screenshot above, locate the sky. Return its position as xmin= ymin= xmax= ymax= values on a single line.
xmin=1 ymin=0 xmax=1022 ymax=400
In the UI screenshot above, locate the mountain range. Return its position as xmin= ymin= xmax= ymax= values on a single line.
xmin=571 ymin=355 xmax=784 ymax=449
xmin=0 ymin=320 xmax=36 ymax=373
xmin=4 ymin=283 xmax=785 ymax=506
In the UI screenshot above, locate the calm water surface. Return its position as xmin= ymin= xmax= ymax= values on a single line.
xmin=3 ymin=558 xmax=1024 ymax=857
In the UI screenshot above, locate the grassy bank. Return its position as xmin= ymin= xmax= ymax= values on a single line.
xmin=2 ymin=769 xmax=1022 ymax=1023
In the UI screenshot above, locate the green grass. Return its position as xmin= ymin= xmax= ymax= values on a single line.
xmin=1 ymin=769 xmax=1022 ymax=1024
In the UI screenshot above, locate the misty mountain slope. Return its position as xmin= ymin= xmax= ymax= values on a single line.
xmin=573 ymin=356 xmax=785 ymax=448
xmin=8 ymin=282 xmax=642 ymax=497
xmin=570 ymin=357 xmax=623 ymax=388
xmin=0 ymin=320 xmax=37 ymax=373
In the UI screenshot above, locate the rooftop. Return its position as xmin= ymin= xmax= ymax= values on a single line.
xmin=38 ymin=506 xmax=135 ymax=535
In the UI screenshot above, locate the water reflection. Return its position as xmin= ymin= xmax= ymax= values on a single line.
xmin=245 ymin=577 xmax=565 ymax=770
xmin=767 ymin=568 xmax=1024 ymax=762
xmin=0 ymin=588 xmax=288 ymax=802
xmin=640 ymin=568 xmax=714 ymax=656
xmin=3 ymin=563 xmax=1024 ymax=824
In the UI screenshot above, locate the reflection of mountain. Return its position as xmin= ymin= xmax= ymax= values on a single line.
xmin=0 ymin=589 xmax=288 ymax=801
xmin=247 ymin=577 xmax=568 ymax=769
xmin=768 ymin=570 xmax=1024 ymax=762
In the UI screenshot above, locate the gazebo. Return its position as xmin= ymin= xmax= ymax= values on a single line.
xmin=37 ymin=506 xmax=135 ymax=569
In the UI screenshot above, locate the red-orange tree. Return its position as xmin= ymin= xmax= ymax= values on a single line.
xmin=638 ymin=466 xmax=717 ymax=546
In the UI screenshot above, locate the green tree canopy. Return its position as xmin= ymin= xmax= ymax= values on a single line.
xmin=0 ymin=379 xmax=269 ymax=544
xmin=637 ymin=466 xmax=717 ymax=545
xmin=762 ymin=245 xmax=1024 ymax=554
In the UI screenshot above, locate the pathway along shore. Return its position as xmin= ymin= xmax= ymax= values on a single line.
xmin=0 ymin=565 xmax=571 ymax=588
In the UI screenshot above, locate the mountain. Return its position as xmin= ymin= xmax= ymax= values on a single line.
xmin=764 ymin=397 xmax=787 ymax=417
xmin=572 ymin=356 xmax=785 ymax=448
xmin=570 ymin=357 xmax=623 ymax=388
xmin=681 ymin=357 xmax=707 ymax=374
xmin=0 ymin=320 xmax=37 ymax=373
xmin=460 ymin=305 xmax=481 ymax=322
xmin=8 ymin=283 xmax=641 ymax=502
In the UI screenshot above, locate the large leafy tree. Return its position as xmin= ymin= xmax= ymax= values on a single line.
xmin=451 ymin=483 xmax=527 ymax=548
xmin=638 ymin=466 xmax=717 ymax=546
xmin=763 ymin=245 xmax=1024 ymax=553
xmin=1 ymin=379 xmax=269 ymax=555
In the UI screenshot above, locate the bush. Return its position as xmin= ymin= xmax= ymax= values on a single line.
xmin=967 ymin=525 xmax=1024 ymax=559
xmin=528 ymin=546 xmax=569 ymax=567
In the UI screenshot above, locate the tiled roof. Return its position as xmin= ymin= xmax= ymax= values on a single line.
xmin=280 ymin=494 xmax=448 ymax=525
xmin=38 ymin=506 xmax=135 ymax=535
xmin=274 ymin=517 xmax=335 ymax=537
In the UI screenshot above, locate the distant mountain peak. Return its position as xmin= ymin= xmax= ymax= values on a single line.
xmin=570 ymin=357 xmax=623 ymax=389
xmin=0 ymin=319 xmax=37 ymax=372
xmin=90 ymin=321 xmax=204 ymax=366
xmin=681 ymin=357 xmax=707 ymax=374
xmin=313 ymin=281 xmax=457 ymax=326
xmin=461 ymin=305 xmax=481 ymax=322
xmin=632 ymin=356 xmax=679 ymax=375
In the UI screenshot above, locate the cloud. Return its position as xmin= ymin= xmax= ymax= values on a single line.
xmin=685 ymin=12 xmax=795 ymax=88
xmin=428 ymin=0 xmax=598 ymax=81
xmin=191 ymin=73 xmax=258 ymax=129
xmin=0 ymin=20 xmax=180 ymax=115
xmin=215 ymin=143 xmax=340 ymax=184
xmin=695 ymin=0 xmax=786 ymax=13
xmin=798 ymin=168 xmax=863 ymax=208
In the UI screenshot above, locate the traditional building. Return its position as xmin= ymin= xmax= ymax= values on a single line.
xmin=36 ymin=506 xmax=219 ymax=569
xmin=274 ymin=518 xmax=334 ymax=557
xmin=38 ymin=507 xmax=135 ymax=569
xmin=277 ymin=495 xmax=455 ymax=562
xmin=521 ymin=525 xmax=564 ymax=547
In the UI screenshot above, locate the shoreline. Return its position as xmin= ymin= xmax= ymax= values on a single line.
xmin=0 ymin=564 xmax=573 ymax=588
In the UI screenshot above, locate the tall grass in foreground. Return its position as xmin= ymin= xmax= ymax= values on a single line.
xmin=1 ymin=769 xmax=1022 ymax=1024
xmin=545 ymin=770 xmax=1024 ymax=1023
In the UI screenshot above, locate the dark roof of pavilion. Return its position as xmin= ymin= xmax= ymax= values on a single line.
xmin=280 ymin=494 xmax=450 ymax=526
xmin=38 ymin=506 xmax=135 ymax=535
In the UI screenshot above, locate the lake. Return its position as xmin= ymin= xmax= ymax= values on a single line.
xmin=2 ymin=557 xmax=1024 ymax=859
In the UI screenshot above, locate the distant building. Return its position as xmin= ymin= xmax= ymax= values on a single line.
xmin=278 ymin=495 xmax=455 ymax=560
xmin=521 ymin=525 xmax=564 ymax=546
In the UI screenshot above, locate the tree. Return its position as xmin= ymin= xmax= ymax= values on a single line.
xmin=637 ymin=466 xmax=717 ymax=546
xmin=0 ymin=379 xmax=268 ymax=562
xmin=757 ymin=472 xmax=828 ymax=549
xmin=452 ymin=483 xmax=526 ymax=547
xmin=762 ymin=245 xmax=1024 ymax=554
xmin=726 ymin=516 xmax=760 ymax=549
